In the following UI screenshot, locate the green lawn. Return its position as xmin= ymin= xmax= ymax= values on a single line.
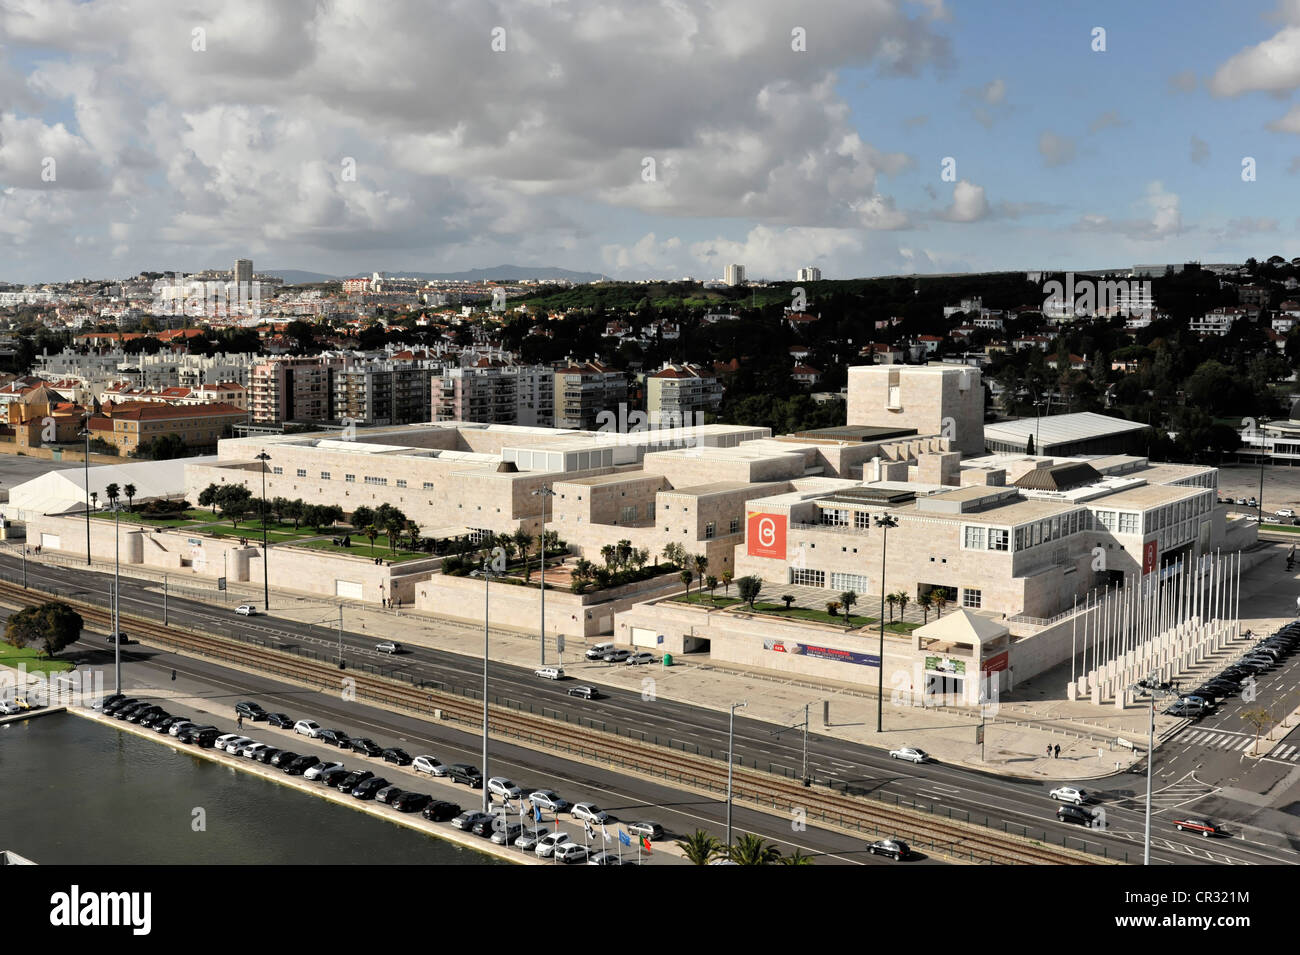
xmin=671 ymin=592 xmax=743 ymax=608
xmin=291 ymin=536 xmax=429 ymax=563
xmin=0 ymin=641 xmax=76 ymax=676
xmin=1261 ymin=522 xmax=1300 ymax=534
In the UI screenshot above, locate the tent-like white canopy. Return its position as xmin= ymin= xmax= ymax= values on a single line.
xmin=4 ymin=456 xmax=215 ymax=522
xmin=912 ymin=608 xmax=1009 ymax=647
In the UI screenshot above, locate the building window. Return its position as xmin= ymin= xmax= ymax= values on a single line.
xmin=729 ymin=518 xmax=739 ymax=534
xmin=320 ymin=471 xmax=331 ymax=481
xmin=830 ymin=572 xmax=870 ymax=592
xmin=364 ymin=476 xmax=387 ymax=486
xmin=1118 ymin=512 xmax=1139 ymax=535
xmin=396 ymin=479 xmax=407 ymax=488
xmin=620 ymin=505 xmax=636 ymax=523
xmin=821 ymin=508 xmax=849 ymax=527
xmin=790 ymin=567 xmax=826 ymax=586
xmin=987 ymin=529 xmax=1009 ymax=551
xmin=705 ymin=521 xmax=715 ymax=539
xmin=423 ymin=482 xmax=435 ymax=490
xmin=963 ymin=526 xmax=985 ymax=549
xmin=854 ymin=511 xmax=870 ymax=529
xmin=345 ymin=474 xmax=355 ymax=483
xmin=1014 ymin=527 xmax=1025 ymax=550
xmin=296 ymin=468 xmax=307 ymax=478
xmin=963 ymin=588 xmax=982 ymax=608
xmin=272 ymin=466 xmax=283 ymax=475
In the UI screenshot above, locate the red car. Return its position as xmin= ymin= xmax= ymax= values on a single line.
xmin=1173 ymin=818 xmax=1223 ymax=837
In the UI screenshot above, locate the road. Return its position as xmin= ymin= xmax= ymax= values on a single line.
xmin=5 ymin=551 xmax=1297 ymax=864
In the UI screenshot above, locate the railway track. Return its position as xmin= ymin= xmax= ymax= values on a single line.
xmin=1 ymin=579 xmax=1110 ymax=865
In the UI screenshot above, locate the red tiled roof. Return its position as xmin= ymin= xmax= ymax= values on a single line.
xmin=103 ymin=401 xmax=247 ymax=421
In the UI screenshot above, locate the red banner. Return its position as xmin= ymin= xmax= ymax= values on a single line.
xmin=981 ymin=651 xmax=1009 ymax=674
xmin=747 ymin=512 xmax=787 ymax=559
xmin=1142 ymin=539 xmax=1158 ymax=576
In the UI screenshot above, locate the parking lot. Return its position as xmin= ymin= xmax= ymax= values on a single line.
xmin=1216 ymin=463 xmax=1300 ymax=517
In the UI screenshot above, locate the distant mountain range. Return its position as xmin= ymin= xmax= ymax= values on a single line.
xmin=264 ymin=265 xmax=608 ymax=285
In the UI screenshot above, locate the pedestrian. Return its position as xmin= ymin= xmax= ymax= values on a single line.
xmin=171 ymin=669 xmax=176 ymax=681
xmin=1046 ymin=744 xmax=1052 ymax=758
xmin=237 ymin=714 xmax=243 ymax=730
xmin=1054 ymin=743 xmax=1060 ymax=759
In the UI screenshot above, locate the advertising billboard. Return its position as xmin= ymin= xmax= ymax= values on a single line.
xmin=747 ymin=511 xmax=787 ymax=560
xmin=1142 ymin=539 xmax=1158 ymax=576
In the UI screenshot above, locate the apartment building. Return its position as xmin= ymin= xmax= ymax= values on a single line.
xmin=432 ymin=360 xmax=553 ymax=427
xmin=554 ymin=359 xmax=628 ymax=430
xmin=88 ymin=401 xmax=248 ymax=454
xmin=331 ymin=361 xmax=433 ymax=427
xmin=249 ymin=356 xmax=340 ymax=425
xmin=645 ymin=362 xmax=722 ymax=426
xmin=1189 ymin=307 xmax=1247 ymax=336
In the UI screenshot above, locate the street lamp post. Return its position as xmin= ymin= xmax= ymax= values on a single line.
xmin=79 ymin=423 xmax=92 ymax=566
xmin=471 ymin=559 xmax=503 ymax=814
xmin=726 ymin=700 xmax=747 ymax=849
xmin=255 ymin=450 xmax=271 ymax=611
xmin=1131 ymin=674 xmax=1177 ymax=865
xmin=1257 ymin=418 xmax=1270 ymax=524
xmin=874 ymin=513 xmax=899 ymax=733
xmin=112 ymin=503 xmax=122 ymax=695
xmin=532 ymin=485 xmax=556 ymax=666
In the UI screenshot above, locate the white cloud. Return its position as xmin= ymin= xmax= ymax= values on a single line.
xmin=943 ymin=180 xmax=989 ymax=222
xmin=1210 ymin=26 xmax=1300 ymax=96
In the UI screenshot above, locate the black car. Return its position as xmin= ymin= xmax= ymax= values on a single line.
xmin=318 ymin=729 xmax=351 ymax=748
xmin=319 ymin=767 xmax=352 ymax=788
xmin=284 ymin=755 xmax=320 ymax=775
xmin=381 ymin=748 xmax=412 ymax=766
xmin=447 ymin=764 xmax=483 ymax=788
xmin=103 ymin=697 xmax=137 ymax=715
xmin=114 ymin=702 xmax=149 ymax=720
xmin=867 ymin=838 xmax=910 ymax=861
xmin=234 ymin=701 xmax=268 ymax=722
xmin=374 ymin=785 xmax=403 ymax=805
xmin=352 ymin=777 xmax=390 ymax=799
xmin=266 ymin=713 xmax=294 ymax=729
xmin=255 ymin=748 xmax=283 ymax=764
xmin=350 ymin=737 xmax=383 ymax=757
xmin=105 ymin=631 xmax=129 ymax=644
xmin=137 ymin=709 xmax=170 ymax=727
xmin=338 ymin=770 xmax=374 ymax=792
xmin=154 ymin=716 xmax=187 ymax=734
xmin=128 ymin=706 xmax=164 ymax=724
xmin=178 ymin=725 xmax=219 ymax=746
xmin=270 ymin=750 xmax=300 ymax=768
xmin=566 ymin=685 xmax=600 ymax=700
xmin=470 ymin=815 xmax=499 ymax=837
xmin=422 ymin=800 xmax=461 ymax=822
xmin=97 ymin=693 xmax=127 ymax=711
xmin=393 ymin=792 xmax=431 ymax=813
xmin=1057 ymin=805 xmax=1095 ymax=826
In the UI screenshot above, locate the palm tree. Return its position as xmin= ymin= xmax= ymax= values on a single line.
xmin=778 ymin=849 xmax=815 ymax=865
xmin=885 ymin=592 xmax=898 ymax=622
xmin=693 ymin=554 xmax=708 ymax=597
xmin=123 ymin=483 xmax=137 ymax=511
xmin=895 ymin=590 xmax=911 ymax=623
xmin=728 ymin=832 xmax=782 ymax=865
xmin=363 ymin=524 xmax=379 ymax=555
xmin=934 ymin=589 xmax=949 ymax=618
xmin=706 ymin=575 xmax=718 ymax=602
xmin=90 ymin=491 xmax=99 ymax=511
xmin=920 ymin=590 xmax=933 ymax=624
xmin=600 ymin=543 xmax=615 ymax=568
xmin=826 ymin=601 xmax=841 ymax=619
xmin=840 ymin=590 xmax=857 ymax=625
xmin=104 ymin=483 xmax=120 ymax=508
xmin=679 ymin=568 xmax=693 ymax=598
xmin=722 ymin=571 xmax=733 ymax=596
xmin=676 ymin=829 xmax=723 ymax=865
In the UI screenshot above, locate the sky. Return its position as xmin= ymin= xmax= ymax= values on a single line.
xmin=2 ymin=0 xmax=1300 ymax=283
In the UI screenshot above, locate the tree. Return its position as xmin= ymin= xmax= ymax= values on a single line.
xmin=90 ymin=491 xmax=99 ymax=510
xmin=216 ymin=484 xmax=253 ymax=524
xmin=130 ymin=432 xmax=187 ymax=460
xmin=826 ymin=600 xmax=841 ymax=618
xmin=123 ymin=483 xmax=137 ymax=511
xmin=364 ymin=524 xmax=380 ymax=555
xmin=4 ymin=601 xmax=84 ymax=659
xmin=679 ymin=568 xmax=693 ymax=597
xmin=934 ymin=589 xmax=949 ymax=618
xmin=693 ymin=554 xmax=709 ymax=596
xmin=706 ymin=575 xmax=718 ymax=601
xmin=840 ymin=590 xmax=857 ymax=625
xmin=198 ymin=483 xmax=220 ymax=513
xmin=920 ymin=590 xmax=934 ymax=624
xmin=885 ymin=593 xmax=898 ymax=622
xmin=1242 ymin=708 xmax=1277 ymax=755
xmin=283 ymin=498 xmax=303 ymax=529
xmin=737 ymin=575 xmax=762 ymax=608
xmin=104 ymin=482 xmax=120 ymax=507
xmin=601 ymin=544 xmax=616 ymax=568
xmin=782 ymin=594 xmax=795 ymax=609
xmin=778 ymin=849 xmax=815 ymax=865
xmin=676 ymin=829 xmax=723 ymax=865
xmin=722 ymin=571 xmax=733 ymax=596
xmin=895 ymin=590 xmax=911 ymax=622
xmin=351 ymin=505 xmax=375 ymax=531
xmin=728 ymin=833 xmax=782 ymax=865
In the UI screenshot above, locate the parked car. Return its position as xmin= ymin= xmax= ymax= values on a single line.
xmin=284 ymin=755 xmax=321 ymax=775
xmin=625 ymin=821 xmax=664 ymax=841
xmin=412 ymin=755 xmax=448 ymax=777
xmin=381 ymin=747 xmax=412 ymax=766
xmin=566 ymin=685 xmax=599 ymax=700
xmin=103 ymin=696 xmax=136 ymax=713
xmin=294 ymin=720 xmax=322 ymax=738
xmin=240 ymin=742 xmax=273 ymax=759
xmin=585 ymin=642 xmax=614 ymax=660
xmin=338 ymin=770 xmax=375 ymax=792
xmin=304 ymin=760 xmax=343 ymax=781
xmin=452 ymin=811 xmax=494 ymax=832
xmin=375 ymin=641 xmax=402 ymax=654
xmin=222 ymin=736 xmax=254 ymax=754
xmin=534 ymin=667 xmax=564 ymax=680
xmin=1278 ymin=509 xmax=1296 ymax=519
xmin=270 ymin=750 xmax=300 ymax=768
xmin=318 ymin=767 xmax=352 ymax=788
xmin=625 ymin=652 xmax=655 ymax=666
xmin=153 ymin=716 xmax=184 ymax=734
xmin=587 ymin=850 xmax=625 ymax=866
xmin=186 ymin=727 xmax=220 ymax=747
xmin=515 ymin=827 xmax=551 ymax=851
xmin=422 ymin=800 xmax=461 ymax=822
xmin=1049 ymin=786 xmax=1091 ymax=805
xmin=1179 ymin=695 xmax=1215 ymax=711
xmin=212 ymin=733 xmax=243 ymax=752
xmin=1174 ymin=818 xmax=1224 ymax=837
xmin=374 ymin=785 xmax=403 ymax=805
xmin=255 ymin=747 xmax=283 ymax=765
xmin=105 ymin=631 xmax=129 ymax=644
xmin=1057 ymin=805 xmax=1095 ymax=826
xmin=1165 ymin=700 xmax=1203 ymax=718
xmin=571 ymin=802 xmax=610 ymax=824
xmin=487 ymin=777 xmax=522 ymax=800
xmin=352 ymin=778 xmax=392 ymax=800
xmin=602 ymin=649 xmax=631 ymax=663
xmin=392 ymin=791 xmax=431 ymax=813
xmin=528 ymin=790 xmax=572 ymax=814
xmin=888 ymin=746 xmax=930 ymax=764
xmin=318 ymin=729 xmax=352 ymax=748
xmin=267 ymin=713 xmax=294 ymax=728
xmin=447 ymin=764 xmax=483 ymax=788
xmin=534 ymin=832 xmax=573 ymax=858
xmin=471 ymin=815 xmax=502 ymax=837
xmin=234 ymin=701 xmax=267 ymax=722
xmin=168 ymin=721 xmax=198 ymax=738
xmin=0 ymin=700 xmax=23 ymax=716
xmin=96 ymin=693 xmax=126 ymax=711
xmin=234 ymin=605 xmax=257 ymax=616
xmin=129 ymin=707 xmax=164 ymax=725
xmin=350 ymin=737 xmax=383 ymax=757
xmin=554 ymin=843 xmax=590 ymax=864
xmin=867 ymin=837 xmax=910 ymax=860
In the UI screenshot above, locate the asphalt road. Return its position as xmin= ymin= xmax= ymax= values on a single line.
xmin=6 ymin=552 xmax=1297 ymax=865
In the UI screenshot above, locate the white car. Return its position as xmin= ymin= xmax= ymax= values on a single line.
xmin=554 ymin=843 xmax=590 ymax=864
xmin=304 ymin=760 xmax=343 ymax=781
xmin=534 ymin=667 xmax=564 ymax=680
xmin=1277 ymin=508 xmax=1295 ymax=519
xmin=234 ymin=605 xmax=257 ymax=616
xmin=1050 ymin=786 xmax=1091 ymax=805
xmin=0 ymin=700 xmax=22 ymax=715
xmin=294 ymin=720 xmax=322 ymax=738
xmin=212 ymin=733 xmax=242 ymax=752
xmin=625 ymin=652 xmax=656 ymax=666
xmin=375 ymin=641 xmax=401 ymax=654
xmin=168 ymin=721 xmax=198 ymax=737
xmin=514 ymin=827 xmax=551 ymax=851
xmin=240 ymin=742 xmax=272 ymax=759
xmin=487 ymin=777 xmax=523 ymax=800
xmin=534 ymin=832 xmax=573 ymax=858
xmin=571 ymin=802 xmax=610 ymax=824
xmin=528 ymin=790 xmax=572 ymax=813
xmin=413 ymin=755 xmax=448 ymax=777
xmin=888 ymin=747 xmax=930 ymax=764
xmin=585 ymin=642 xmax=614 ymax=661
xmin=224 ymin=736 xmax=254 ymax=754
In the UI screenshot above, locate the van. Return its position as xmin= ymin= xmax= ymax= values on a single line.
xmin=585 ymin=642 xmax=614 ymax=661
xmin=534 ymin=667 xmax=565 ymax=681
xmin=193 ymin=727 xmax=221 ymax=748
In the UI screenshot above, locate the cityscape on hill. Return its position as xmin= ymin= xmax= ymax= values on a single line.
xmin=0 ymin=0 xmax=1294 ymax=927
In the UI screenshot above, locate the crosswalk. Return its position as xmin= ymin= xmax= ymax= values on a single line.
xmin=1264 ymin=742 xmax=1300 ymax=762
xmin=1177 ymin=729 xmax=1259 ymax=753
xmin=1111 ymin=772 xmax=1219 ymax=812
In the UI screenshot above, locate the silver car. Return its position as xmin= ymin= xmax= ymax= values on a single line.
xmin=514 ymin=826 xmax=551 ymax=851
xmin=303 ymin=760 xmax=343 ymax=781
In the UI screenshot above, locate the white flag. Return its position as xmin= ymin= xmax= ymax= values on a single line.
xmin=601 ymin=824 xmax=611 ymax=843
